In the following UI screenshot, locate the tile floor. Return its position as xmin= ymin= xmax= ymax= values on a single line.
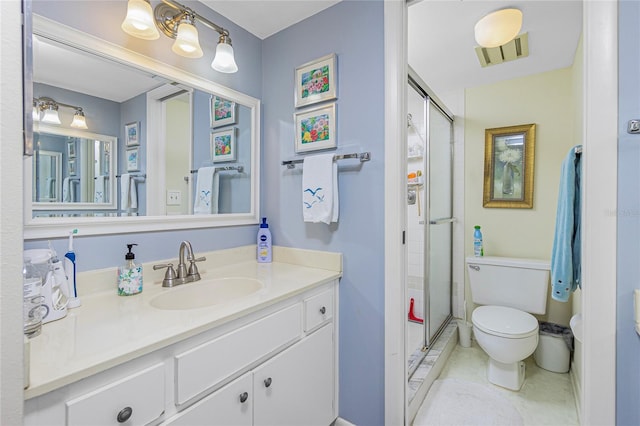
xmin=413 ymin=340 xmax=579 ymax=426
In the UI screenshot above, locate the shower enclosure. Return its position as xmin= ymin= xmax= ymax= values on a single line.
xmin=406 ymin=69 xmax=454 ymax=377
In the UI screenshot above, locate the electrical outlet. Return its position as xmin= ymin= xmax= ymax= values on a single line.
xmin=167 ymin=190 xmax=181 ymax=206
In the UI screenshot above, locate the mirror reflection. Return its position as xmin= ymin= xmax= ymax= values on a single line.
xmin=30 ymin=29 xmax=254 ymax=219
xmin=32 ymin=125 xmax=116 ymax=212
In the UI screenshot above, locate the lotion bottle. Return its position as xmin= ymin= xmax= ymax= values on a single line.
xmin=118 ymin=244 xmax=143 ymax=296
xmin=257 ymin=218 xmax=272 ymax=263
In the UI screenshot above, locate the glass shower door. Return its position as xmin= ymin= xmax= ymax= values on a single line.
xmin=425 ymin=100 xmax=453 ymax=343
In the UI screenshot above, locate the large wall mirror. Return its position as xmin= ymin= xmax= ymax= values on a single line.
xmin=24 ymin=15 xmax=261 ymax=239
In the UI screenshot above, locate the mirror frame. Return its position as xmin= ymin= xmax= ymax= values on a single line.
xmin=31 ymin=124 xmax=118 ymax=211
xmin=24 ymin=15 xmax=261 ymax=239
xmin=482 ymin=123 xmax=536 ymax=209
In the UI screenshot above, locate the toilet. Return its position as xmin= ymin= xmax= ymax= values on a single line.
xmin=466 ymin=256 xmax=550 ymax=391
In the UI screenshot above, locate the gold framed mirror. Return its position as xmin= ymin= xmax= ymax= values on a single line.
xmin=482 ymin=123 xmax=536 ymax=208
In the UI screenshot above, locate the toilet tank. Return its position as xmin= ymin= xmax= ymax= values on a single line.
xmin=466 ymin=256 xmax=550 ymax=315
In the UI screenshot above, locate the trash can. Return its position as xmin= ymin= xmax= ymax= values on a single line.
xmin=534 ymin=322 xmax=573 ymax=373
xmin=457 ymin=319 xmax=472 ymax=348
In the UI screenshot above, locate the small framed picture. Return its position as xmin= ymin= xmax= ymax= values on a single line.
xmin=125 ymin=122 xmax=140 ymax=147
xmin=68 ymin=159 xmax=76 ymax=176
xmin=295 ymin=54 xmax=337 ymax=108
xmin=210 ymin=128 xmax=236 ymax=162
xmin=210 ymin=95 xmax=237 ymax=128
xmin=294 ymin=103 xmax=336 ymax=153
xmin=67 ymin=141 xmax=76 ymax=158
xmin=126 ymin=147 xmax=140 ymax=171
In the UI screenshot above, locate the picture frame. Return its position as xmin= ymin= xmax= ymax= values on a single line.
xmin=294 ymin=54 xmax=337 ymax=108
xmin=483 ymin=123 xmax=536 ymax=208
xmin=210 ymin=95 xmax=237 ymax=128
xmin=67 ymin=141 xmax=76 ymax=158
xmin=125 ymin=121 xmax=139 ymax=147
xmin=126 ymin=147 xmax=140 ymax=172
xmin=294 ymin=103 xmax=337 ymax=153
xmin=210 ymin=128 xmax=236 ymax=162
xmin=68 ymin=159 xmax=76 ymax=176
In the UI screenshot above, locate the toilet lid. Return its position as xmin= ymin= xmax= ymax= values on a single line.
xmin=472 ymin=305 xmax=538 ymax=338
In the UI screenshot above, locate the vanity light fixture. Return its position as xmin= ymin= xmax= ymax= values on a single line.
xmin=170 ymin=13 xmax=204 ymax=58
xmin=33 ymin=97 xmax=88 ymax=129
xmin=474 ymin=8 xmax=523 ymax=48
xmin=121 ymin=0 xmax=238 ymax=73
xmin=121 ymin=0 xmax=160 ymax=40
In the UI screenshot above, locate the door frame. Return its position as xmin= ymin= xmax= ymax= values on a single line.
xmin=384 ymin=0 xmax=618 ymax=424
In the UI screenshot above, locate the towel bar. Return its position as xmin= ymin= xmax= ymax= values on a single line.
xmin=190 ymin=165 xmax=244 ymax=173
xmin=281 ymin=152 xmax=371 ymax=169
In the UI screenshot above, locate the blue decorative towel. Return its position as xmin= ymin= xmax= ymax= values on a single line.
xmin=551 ymin=145 xmax=582 ymax=302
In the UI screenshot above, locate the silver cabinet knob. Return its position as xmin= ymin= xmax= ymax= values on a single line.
xmin=116 ymin=407 xmax=132 ymax=423
xmin=239 ymin=392 xmax=248 ymax=403
xmin=264 ymin=377 xmax=272 ymax=388
xmin=319 ymin=306 xmax=326 ymax=315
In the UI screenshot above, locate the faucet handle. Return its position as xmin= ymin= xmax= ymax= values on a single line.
xmin=153 ymin=263 xmax=178 ymax=287
xmin=187 ymin=256 xmax=206 ymax=281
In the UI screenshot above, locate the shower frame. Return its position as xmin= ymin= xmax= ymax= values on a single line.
xmin=407 ymin=67 xmax=454 ymax=377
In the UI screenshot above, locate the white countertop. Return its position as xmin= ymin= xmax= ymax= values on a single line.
xmin=25 ymin=246 xmax=342 ymax=399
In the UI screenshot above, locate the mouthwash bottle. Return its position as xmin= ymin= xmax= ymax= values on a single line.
xmin=473 ymin=225 xmax=484 ymax=257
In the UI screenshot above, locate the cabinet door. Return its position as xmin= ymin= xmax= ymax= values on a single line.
xmin=253 ymin=325 xmax=334 ymax=426
xmin=165 ymin=373 xmax=252 ymax=426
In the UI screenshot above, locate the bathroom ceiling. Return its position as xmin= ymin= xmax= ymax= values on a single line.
xmin=199 ymin=0 xmax=342 ymax=39
xmin=408 ymin=0 xmax=583 ymax=113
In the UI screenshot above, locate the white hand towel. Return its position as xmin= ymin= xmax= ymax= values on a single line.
xmin=129 ymin=176 xmax=138 ymax=209
xmin=94 ymin=175 xmax=105 ymax=203
xmin=120 ymin=174 xmax=131 ymax=211
xmin=62 ymin=177 xmax=72 ymax=202
xmin=302 ymin=154 xmax=339 ymax=224
xmin=194 ymin=167 xmax=220 ymax=214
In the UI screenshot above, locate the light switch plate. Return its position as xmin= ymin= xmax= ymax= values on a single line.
xmin=167 ymin=190 xmax=181 ymax=206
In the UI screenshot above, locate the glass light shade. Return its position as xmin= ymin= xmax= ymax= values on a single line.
xmin=121 ymin=0 xmax=159 ymax=40
xmin=41 ymin=106 xmax=61 ymax=125
xmin=474 ymin=8 xmax=523 ymax=48
xmin=211 ymin=42 xmax=238 ymax=73
xmin=71 ymin=110 xmax=88 ymax=129
xmin=172 ymin=21 xmax=203 ymax=58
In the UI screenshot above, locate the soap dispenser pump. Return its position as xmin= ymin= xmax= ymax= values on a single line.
xmin=118 ymin=243 xmax=143 ymax=296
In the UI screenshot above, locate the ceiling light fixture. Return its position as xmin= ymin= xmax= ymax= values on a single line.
xmin=34 ymin=97 xmax=88 ymax=129
xmin=122 ymin=0 xmax=238 ymax=73
xmin=474 ymin=8 xmax=523 ymax=48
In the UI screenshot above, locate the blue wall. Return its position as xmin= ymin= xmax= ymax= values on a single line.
xmin=617 ymin=2 xmax=640 ymax=425
xmin=262 ymin=2 xmax=385 ymax=424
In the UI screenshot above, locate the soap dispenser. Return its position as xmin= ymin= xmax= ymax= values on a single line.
xmin=118 ymin=244 xmax=143 ymax=296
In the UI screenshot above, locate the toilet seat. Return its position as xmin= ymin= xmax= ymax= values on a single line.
xmin=472 ymin=305 xmax=538 ymax=339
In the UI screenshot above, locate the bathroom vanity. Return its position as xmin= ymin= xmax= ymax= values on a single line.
xmin=24 ymin=246 xmax=341 ymax=426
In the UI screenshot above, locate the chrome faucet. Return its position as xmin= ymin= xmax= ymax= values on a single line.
xmin=153 ymin=241 xmax=206 ymax=287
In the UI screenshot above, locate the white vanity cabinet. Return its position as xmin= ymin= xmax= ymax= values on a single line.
xmin=24 ymin=281 xmax=338 ymax=426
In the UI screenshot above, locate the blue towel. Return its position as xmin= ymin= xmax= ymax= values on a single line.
xmin=551 ymin=145 xmax=582 ymax=302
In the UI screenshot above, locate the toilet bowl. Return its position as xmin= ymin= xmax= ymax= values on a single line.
xmin=472 ymin=305 xmax=539 ymax=390
xmin=466 ymin=256 xmax=550 ymax=391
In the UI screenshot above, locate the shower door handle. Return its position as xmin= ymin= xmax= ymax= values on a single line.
xmin=429 ymin=217 xmax=455 ymax=225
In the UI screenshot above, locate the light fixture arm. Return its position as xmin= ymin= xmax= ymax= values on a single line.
xmin=156 ymin=0 xmax=230 ymax=40
xmin=35 ymin=97 xmax=83 ymax=113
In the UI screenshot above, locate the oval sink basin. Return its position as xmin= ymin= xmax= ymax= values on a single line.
xmin=150 ymin=277 xmax=263 ymax=310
